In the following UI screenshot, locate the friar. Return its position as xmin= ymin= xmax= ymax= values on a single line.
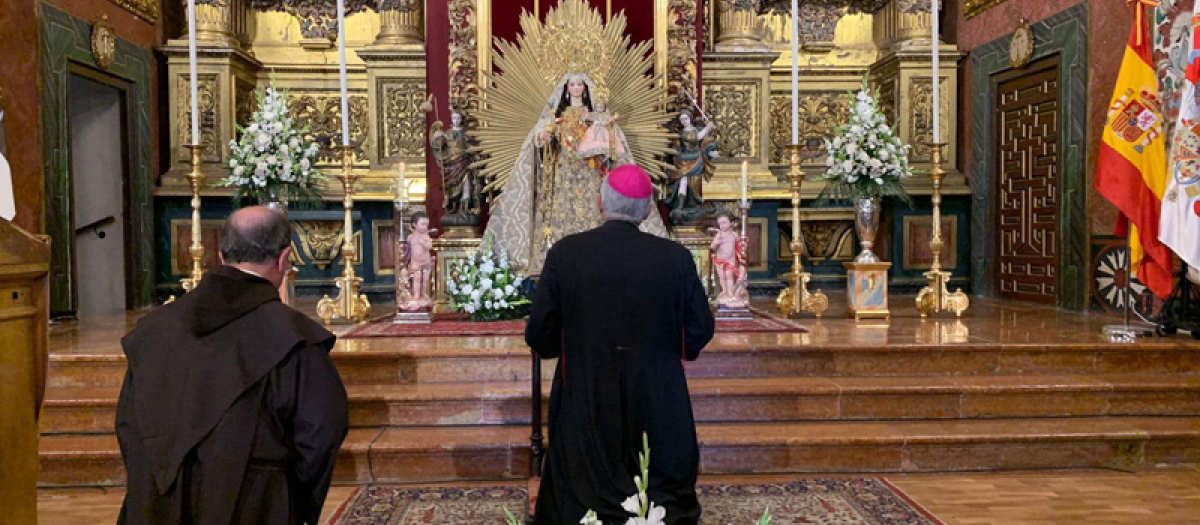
xmin=526 ymin=165 xmax=716 ymax=525
xmin=116 ymin=206 xmax=349 ymax=525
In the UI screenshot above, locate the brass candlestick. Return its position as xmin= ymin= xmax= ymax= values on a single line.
xmin=776 ymin=144 xmax=828 ymax=317
xmin=317 ymin=146 xmax=372 ymax=325
xmin=180 ymin=144 xmax=206 ymax=292
xmin=915 ymin=143 xmax=969 ymax=317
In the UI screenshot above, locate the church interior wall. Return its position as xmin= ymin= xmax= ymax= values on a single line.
xmin=953 ymin=0 xmax=1183 ymax=313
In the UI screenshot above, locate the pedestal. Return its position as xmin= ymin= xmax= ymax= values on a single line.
xmin=845 ymin=262 xmax=891 ymax=320
xmin=358 ymin=46 xmax=428 ymax=197
xmin=432 ymin=236 xmax=481 ymax=314
xmin=674 ymin=225 xmax=715 ymax=299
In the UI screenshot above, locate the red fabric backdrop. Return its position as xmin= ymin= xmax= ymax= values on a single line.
xmin=491 ymin=0 xmax=655 ymax=53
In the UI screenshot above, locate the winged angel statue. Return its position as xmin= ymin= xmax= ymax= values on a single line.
xmin=475 ymin=0 xmax=675 ymax=274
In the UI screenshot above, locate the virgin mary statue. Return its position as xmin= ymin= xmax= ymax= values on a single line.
xmin=484 ymin=72 xmax=669 ymax=273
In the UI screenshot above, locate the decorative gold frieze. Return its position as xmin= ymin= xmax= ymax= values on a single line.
xmin=770 ymin=92 xmax=851 ymax=164
xmin=379 ymin=78 xmax=426 ymax=159
xmin=704 ymin=81 xmax=758 ymax=158
xmin=235 ymin=81 xmax=256 ymax=131
xmin=249 ymin=0 xmax=373 ymax=40
xmin=293 ymin=220 xmax=363 ymax=270
xmin=177 ymin=73 xmax=221 ymax=161
xmin=448 ymin=0 xmax=480 ymax=113
xmin=105 ymin=0 xmax=160 ymax=22
xmin=667 ymin=0 xmax=700 ymax=111
xmin=779 ymin=219 xmax=856 ymax=262
xmin=964 ymin=0 xmax=1015 ymax=19
xmin=287 ymin=94 xmax=369 ymax=163
xmin=909 ymin=76 xmax=949 ymax=162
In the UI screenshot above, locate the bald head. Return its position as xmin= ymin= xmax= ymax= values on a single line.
xmin=220 ymin=206 xmax=292 ymax=264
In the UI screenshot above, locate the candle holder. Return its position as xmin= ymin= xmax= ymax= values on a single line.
xmin=915 ymin=143 xmax=969 ymax=318
xmin=317 ymin=146 xmax=373 ymax=325
xmin=775 ymin=144 xmax=828 ymax=318
xmin=180 ymin=144 xmax=206 ymax=292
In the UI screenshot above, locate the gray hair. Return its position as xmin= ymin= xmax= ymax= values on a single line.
xmin=219 ymin=206 xmax=292 ymax=263
xmin=600 ymin=181 xmax=651 ymax=223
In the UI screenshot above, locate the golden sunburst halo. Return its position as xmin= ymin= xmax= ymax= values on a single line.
xmin=471 ymin=0 xmax=675 ymax=196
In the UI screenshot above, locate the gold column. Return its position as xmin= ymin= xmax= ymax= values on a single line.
xmin=317 ymin=146 xmax=373 ymax=325
xmin=715 ymin=0 xmax=768 ymax=51
xmin=915 ymin=143 xmax=969 ymax=317
xmin=193 ymin=0 xmax=244 ymax=47
xmin=876 ymin=0 xmax=936 ymax=52
xmin=776 ymin=145 xmax=828 ymax=317
xmin=374 ymin=1 xmax=424 ymax=46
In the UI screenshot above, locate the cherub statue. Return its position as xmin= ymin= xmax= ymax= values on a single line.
xmin=400 ymin=211 xmax=435 ymax=311
xmin=430 ymin=110 xmax=480 ymax=225
xmin=709 ymin=212 xmax=749 ymax=309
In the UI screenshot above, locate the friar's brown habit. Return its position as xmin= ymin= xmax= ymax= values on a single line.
xmin=116 ymin=266 xmax=348 ymax=525
xmin=526 ymin=220 xmax=715 ymax=525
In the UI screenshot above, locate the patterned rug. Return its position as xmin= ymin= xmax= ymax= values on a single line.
xmin=326 ymin=479 xmax=944 ymax=525
xmin=341 ymin=309 xmax=807 ymax=339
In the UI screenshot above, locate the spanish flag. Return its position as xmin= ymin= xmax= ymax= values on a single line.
xmin=1096 ymin=1 xmax=1173 ymax=299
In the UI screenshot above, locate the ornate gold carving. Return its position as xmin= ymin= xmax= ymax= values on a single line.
xmin=667 ymin=0 xmax=700 ymax=111
xmin=105 ymin=0 xmax=160 ymax=22
xmin=770 ymin=92 xmax=850 ymax=164
xmin=379 ymin=79 xmax=426 ymax=159
xmin=177 ymin=74 xmax=220 ymax=161
xmin=235 ymin=81 xmax=256 ymax=131
xmin=964 ymin=0 xmax=1015 ymax=19
xmin=91 ymin=15 xmax=117 ymax=70
xmin=910 ymin=77 xmax=949 ymax=161
xmin=897 ymin=0 xmax=930 ymax=14
xmin=287 ymin=94 xmax=369 ymax=163
xmin=704 ymin=81 xmax=757 ymax=158
xmin=294 ymin=220 xmax=363 ymax=270
xmin=448 ymin=0 xmax=480 ymax=113
xmin=249 ymin=0 xmax=373 ymax=40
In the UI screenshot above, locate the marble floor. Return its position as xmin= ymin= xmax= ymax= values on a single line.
xmin=37 ymin=469 xmax=1200 ymax=524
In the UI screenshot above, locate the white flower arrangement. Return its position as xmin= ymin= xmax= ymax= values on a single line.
xmin=817 ymin=77 xmax=913 ymax=205
xmin=447 ymin=237 xmax=530 ymax=321
xmin=504 ymin=434 xmax=771 ymax=525
xmin=221 ymin=85 xmax=324 ymax=204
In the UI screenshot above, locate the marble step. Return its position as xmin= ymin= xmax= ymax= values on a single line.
xmin=46 ymin=337 xmax=1200 ymax=388
xmin=40 ymin=375 xmax=1200 ymax=434
xmin=38 ymin=417 xmax=1200 ymax=486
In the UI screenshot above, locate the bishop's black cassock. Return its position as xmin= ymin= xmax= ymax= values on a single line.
xmin=527 ymin=220 xmax=716 ymax=525
xmin=116 ymin=266 xmax=348 ymax=525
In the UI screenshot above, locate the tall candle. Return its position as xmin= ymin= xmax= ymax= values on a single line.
xmin=187 ymin=0 xmax=199 ymax=146
xmin=740 ymin=160 xmax=749 ymax=206
xmin=397 ymin=162 xmax=407 ymax=202
xmin=790 ymin=0 xmax=799 ymax=145
xmin=931 ymin=0 xmax=940 ymax=143
xmin=337 ymin=0 xmax=350 ymax=146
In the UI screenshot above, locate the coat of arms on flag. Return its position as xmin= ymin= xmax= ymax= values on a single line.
xmin=1109 ymin=89 xmax=1163 ymax=151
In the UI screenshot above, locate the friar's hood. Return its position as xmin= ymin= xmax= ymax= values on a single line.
xmin=120 ymin=265 xmax=334 ymax=494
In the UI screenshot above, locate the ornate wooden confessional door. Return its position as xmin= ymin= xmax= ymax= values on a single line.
xmin=994 ymin=57 xmax=1061 ymax=304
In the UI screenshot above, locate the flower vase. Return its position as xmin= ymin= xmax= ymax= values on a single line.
xmin=266 ymin=186 xmax=289 ymax=216
xmin=853 ymin=197 xmax=881 ymax=263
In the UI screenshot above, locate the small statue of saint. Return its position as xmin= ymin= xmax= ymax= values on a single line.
xmin=667 ymin=109 xmax=718 ymax=225
xmin=401 ymin=211 xmax=435 ymax=311
xmin=709 ymin=212 xmax=749 ymax=309
xmin=430 ymin=110 xmax=480 ymax=225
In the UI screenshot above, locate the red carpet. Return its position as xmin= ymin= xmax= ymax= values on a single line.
xmin=327 ymin=478 xmax=945 ymax=524
xmin=341 ymin=309 xmax=806 ymax=339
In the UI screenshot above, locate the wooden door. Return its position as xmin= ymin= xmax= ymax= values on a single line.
xmin=994 ymin=58 xmax=1061 ymax=304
